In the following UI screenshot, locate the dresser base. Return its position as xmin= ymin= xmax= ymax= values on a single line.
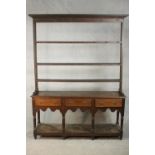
xmin=32 ymin=91 xmax=125 ymax=140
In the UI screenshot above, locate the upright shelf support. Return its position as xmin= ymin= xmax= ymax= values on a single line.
xmin=33 ymin=20 xmax=38 ymax=92
xmin=119 ymin=21 xmax=124 ymax=92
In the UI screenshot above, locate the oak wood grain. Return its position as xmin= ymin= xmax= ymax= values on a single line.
xmin=95 ymin=99 xmax=122 ymax=107
xmin=65 ymin=98 xmax=91 ymax=107
xmin=34 ymin=96 xmax=61 ymax=106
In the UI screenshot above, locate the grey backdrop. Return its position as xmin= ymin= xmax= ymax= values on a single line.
xmin=26 ymin=0 xmax=129 ymax=139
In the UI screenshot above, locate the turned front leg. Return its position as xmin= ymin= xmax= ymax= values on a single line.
xmin=62 ymin=113 xmax=66 ymax=139
xmin=116 ymin=110 xmax=119 ymax=125
xmin=32 ymin=99 xmax=37 ymax=139
xmin=32 ymin=109 xmax=37 ymax=139
xmin=37 ymin=110 xmax=40 ymax=124
xmin=120 ymin=111 xmax=124 ymax=139
xmin=91 ymin=112 xmax=95 ymax=140
xmin=61 ymin=98 xmax=66 ymax=139
xmin=120 ymin=99 xmax=125 ymax=140
xmin=91 ymin=99 xmax=95 ymax=140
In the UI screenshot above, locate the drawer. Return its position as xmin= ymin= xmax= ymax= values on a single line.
xmin=65 ymin=98 xmax=91 ymax=107
xmin=33 ymin=96 xmax=61 ymax=107
xmin=95 ymin=99 xmax=122 ymax=107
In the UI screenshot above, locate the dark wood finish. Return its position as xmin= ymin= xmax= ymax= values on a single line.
xmin=29 ymin=14 xmax=128 ymax=22
xmin=32 ymin=98 xmax=37 ymax=139
xmin=91 ymin=99 xmax=95 ymax=139
xmin=29 ymin=14 xmax=128 ymax=139
xmin=120 ymin=98 xmax=125 ymax=139
xmin=33 ymin=20 xmax=38 ymax=91
xmin=119 ymin=22 xmax=123 ymax=92
xmin=35 ymin=123 xmax=121 ymax=137
xmin=61 ymin=99 xmax=66 ymax=138
xmin=94 ymin=124 xmax=121 ymax=136
xmin=36 ymin=123 xmax=62 ymax=135
xmin=36 ymin=41 xmax=121 ymax=44
xmin=37 ymin=79 xmax=120 ymax=82
xmin=116 ymin=110 xmax=119 ymax=125
xmin=37 ymin=111 xmax=40 ymax=124
xmin=37 ymin=63 xmax=121 ymax=66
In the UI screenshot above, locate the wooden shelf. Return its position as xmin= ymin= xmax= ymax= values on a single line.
xmin=36 ymin=41 xmax=121 ymax=44
xmin=29 ymin=14 xmax=128 ymax=22
xmin=37 ymin=79 xmax=120 ymax=83
xmin=36 ymin=123 xmax=121 ymax=137
xmin=36 ymin=123 xmax=62 ymax=135
xmin=37 ymin=63 xmax=121 ymax=66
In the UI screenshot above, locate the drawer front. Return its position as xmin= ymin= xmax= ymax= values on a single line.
xmin=34 ymin=96 xmax=61 ymax=107
xmin=65 ymin=98 xmax=91 ymax=107
xmin=95 ymin=99 xmax=122 ymax=107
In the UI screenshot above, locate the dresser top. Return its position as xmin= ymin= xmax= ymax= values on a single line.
xmin=32 ymin=91 xmax=125 ymax=98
